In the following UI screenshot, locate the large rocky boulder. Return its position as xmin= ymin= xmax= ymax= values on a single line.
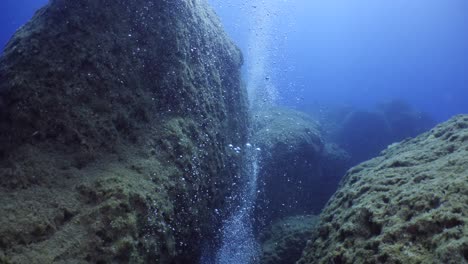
xmin=298 ymin=115 xmax=468 ymax=264
xmin=0 ymin=0 xmax=248 ymax=263
xmin=253 ymin=107 xmax=349 ymax=226
xmin=259 ymin=215 xmax=319 ymax=264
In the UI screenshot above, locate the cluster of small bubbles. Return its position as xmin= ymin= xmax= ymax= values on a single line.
xmin=227 ymin=144 xmax=242 ymax=154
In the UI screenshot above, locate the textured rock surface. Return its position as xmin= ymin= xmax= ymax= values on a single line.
xmin=0 ymin=0 xmax=248 ymax=263
xmin=253 ymin=107 xmax=349 ymax=225
xmin=259 ymin=215 xmax=319 ymax=264
xmin=298 ymin=115 xmax=468 ymax=264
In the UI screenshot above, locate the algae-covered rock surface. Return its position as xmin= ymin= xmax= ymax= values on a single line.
xmin=0 ymin=0 xmax=248 ymax=262
xmin=259 ymin=215 xmax=319 ymax=264
xmin=253 ymin=107 xmax=349 ymax=225
xmin=298 ymin=115 xmax=468 ymax=264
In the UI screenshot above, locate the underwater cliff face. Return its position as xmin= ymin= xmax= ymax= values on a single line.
xmin=0 ymin=0 xmax=248 ymax=262
xmin=298 ymin=115 xmax=468 ymax=264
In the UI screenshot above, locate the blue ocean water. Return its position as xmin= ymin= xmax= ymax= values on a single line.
xmin=209 ymin=0 xmax=468 ymax=122
xmin=0 ymin=0 xmax=47 ymax=50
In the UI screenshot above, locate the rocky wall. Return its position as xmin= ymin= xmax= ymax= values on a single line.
xmin=0 ymin=0 xmax=248 ymax=262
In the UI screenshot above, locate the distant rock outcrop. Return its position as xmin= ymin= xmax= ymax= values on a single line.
xmin=298 ymin=115 xmax=468 ymax=264
xmin=378 ymin=100 xmax=435 ymax=142
xmin=253 ymin=107 xmax=350 ymax=226
xmin=336 ymin=110 xmax=392 ymax=165
xmin=334 ymin=100 xmax=436 ymax=165
xmin=0 ymin=0 xmax=248 ymax=262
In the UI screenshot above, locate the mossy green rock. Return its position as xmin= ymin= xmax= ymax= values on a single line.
xmin=298 ymin=115 xmax=468 ymax=264
xmin=0 ymin=0 xmax=248 ymax=262
xmin=253 ymin=107 xmax=323 ymax=157
xmin=259 ymin=215 xmax=319 ymax=264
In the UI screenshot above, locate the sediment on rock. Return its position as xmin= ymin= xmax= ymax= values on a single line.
xmin=0 ymin=0 xmax=248 ymax=262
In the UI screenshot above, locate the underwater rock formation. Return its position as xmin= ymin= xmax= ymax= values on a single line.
xmin=377 ymin=100 xmax=435 ymax=142
xmin=334 ymin=101 xmax=435 ymax=165
xmin=335 ymin=110 xmax=391 ymax=165
xmin=0 ymin=0 xmax=248 ymax=262
xmin=253 ymin=108 xmax=349 ymax=226
xmin=259 ymin=215 xmax=319 ymax=264
xmin=298 ymin=115 xmax=468 ymax=264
